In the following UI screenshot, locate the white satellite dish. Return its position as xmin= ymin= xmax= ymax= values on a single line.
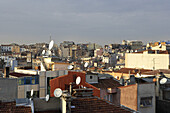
xmin=45 ymin=94 xmax=50 ymax=102
xmin=76 ymin=76 xmax=81 ymax=85
xmin=159 ymin=44 xmax=162 ymax=48
xmin=49 ymin=40 xmax=54 ymax=50
xmin=31 ymin=89 xmax=34 ymax=97
xmin=42 ymin=50 xmax=46 ymax=55
xmin=84 ymin=62 xmax=89 ymax=68
xmin=68 ymin=65 xmax=74 ymax=70
xmin=54 ymin=88 xmax=62 ymax=97
xmin=160 ymin=78 xmax=167 ymax=84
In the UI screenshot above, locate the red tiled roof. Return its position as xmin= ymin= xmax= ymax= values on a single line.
xmin=71 ymin=97 xmax=132 ymax=113
xmin=9 ymin=72 xmax=37 ymax=78
xmin=0 ymin=101 xmax=32 ymax=113
xmin=91 ymin=79 xmax=121 ymax=89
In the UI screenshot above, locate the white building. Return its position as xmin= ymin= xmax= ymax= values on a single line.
xmin=125 ymin=50 xmax=170 ymax=70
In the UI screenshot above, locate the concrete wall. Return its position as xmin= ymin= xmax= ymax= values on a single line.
xmin=52 ymin=63 xmax=70 ymax=71
xmin=138 ymin=83 xmax=155 ymax=113
xmin=86 ymin=74 xmax=98 ymax=84
xmin=14 ymin=67 xmax=37 ymax=75
xmin=119 ymin=84 xmax=138 ymax=111
xmin=33 ymin=97 xmax=60 ymax=112
xmin=0 ymin=78 xmax=18 ymax=101
xmin=18 ymin=84 xmax=39 ymax=98
xmin=125 ymin=53 xmax=170 ymax=70
xmin=39 ymin=70 xmax=68 ymax=98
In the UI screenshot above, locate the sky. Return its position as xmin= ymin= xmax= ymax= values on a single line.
xmin=0 ymin=0 xmax=170 ymax=45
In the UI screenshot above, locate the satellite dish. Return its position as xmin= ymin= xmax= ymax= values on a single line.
xmin=54 ymin=88 xmax=62 ymax=97
xmin=159 ymin=44 xmax=162 ymax=48
xmin=49 ymin=40 xmax=54 ymax=50
xmin=160 ymin=78 xmax=167 ymax=84
xmin=45 ymin=94 xmax=50 ymax=102
xmin=46 ymin=50 xmax=52 ymax=56
xmin=68 ymin=65 xmax=74 ymax=70
xmin=76 ymin=76 xmax=81 ymax=85
xmin=84 ymin=62 xmax=89 ymax=68
xmin=42 ymin=50 xmax=46 ymax=55
xmin=31 ymin=89 xmax=34 ymax=97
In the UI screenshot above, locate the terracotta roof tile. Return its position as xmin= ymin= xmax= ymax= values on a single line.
xmin=71 ymin=97 xmax=133 ymax=113
xmin=0 ymin=101 xmax=32 ymax=113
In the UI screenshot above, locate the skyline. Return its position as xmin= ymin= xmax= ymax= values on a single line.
xmin=0 ymin=0 xmax=170 ymax=45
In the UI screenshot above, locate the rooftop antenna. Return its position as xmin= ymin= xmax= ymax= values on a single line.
xmin=45 ymin=94 xmax=50 ymax=102
xmin=54 ymin=88 xmax=62 ymax=98
xmin=50 ymin=35 xmax=51 ymax=42
xmin=160 ymin=78 xmax=167 ymax=84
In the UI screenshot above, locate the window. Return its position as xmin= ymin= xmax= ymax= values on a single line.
xmin=25 ymin=77 xmax=31 ymax=84
xmin=35 ymin=76 xmax=39 ymax=84
xmin=90 ymin=76 xmax=93 ymax=79
xmin=31 ymin=76 xmax=36 ymax=84
xmin=18 ymin=76 xmax=39 ymax=85
xmin=140 ymin=97 xmax=152 ymax=107
xmin=26 ymin=91 xmax=39 ymax=98
xmin=47 ymin=77 xmax=54 ymax=95
xmin=18 ymin=78 xmax=24 ymax=85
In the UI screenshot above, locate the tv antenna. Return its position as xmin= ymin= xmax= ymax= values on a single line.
xmin=54 ymin=88 xmax=62 ymax=98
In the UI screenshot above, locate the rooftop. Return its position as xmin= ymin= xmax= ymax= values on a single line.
xmin=0 ymin=101 xmax=32 ymax=113
xmin=133 ymin=50 xmax=169 ymax=54
xmin=114 ymin=68 xmax=152 ymax=74
xmin=91 ymin=78 xmax=121 ymax=89
xmin=71 ymin=97 xmax=133 ymax=113
xmin=9 ymin=72 xmax=37 ymax=78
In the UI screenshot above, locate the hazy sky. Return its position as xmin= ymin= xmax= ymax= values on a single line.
xmin=0 ymin=0 xmax=170 ymax=45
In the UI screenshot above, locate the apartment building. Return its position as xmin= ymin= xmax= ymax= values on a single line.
xmin=125 ymin=50 xmax=170 ymax=70
xmin=119 ymin=83 xmax=155 ymax=113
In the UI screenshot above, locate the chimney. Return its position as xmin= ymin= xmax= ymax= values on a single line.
xmin=62 ymin=92 xmax=72 ymax=113
xmin=4 ymin=67 xmax=10 ymax=78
